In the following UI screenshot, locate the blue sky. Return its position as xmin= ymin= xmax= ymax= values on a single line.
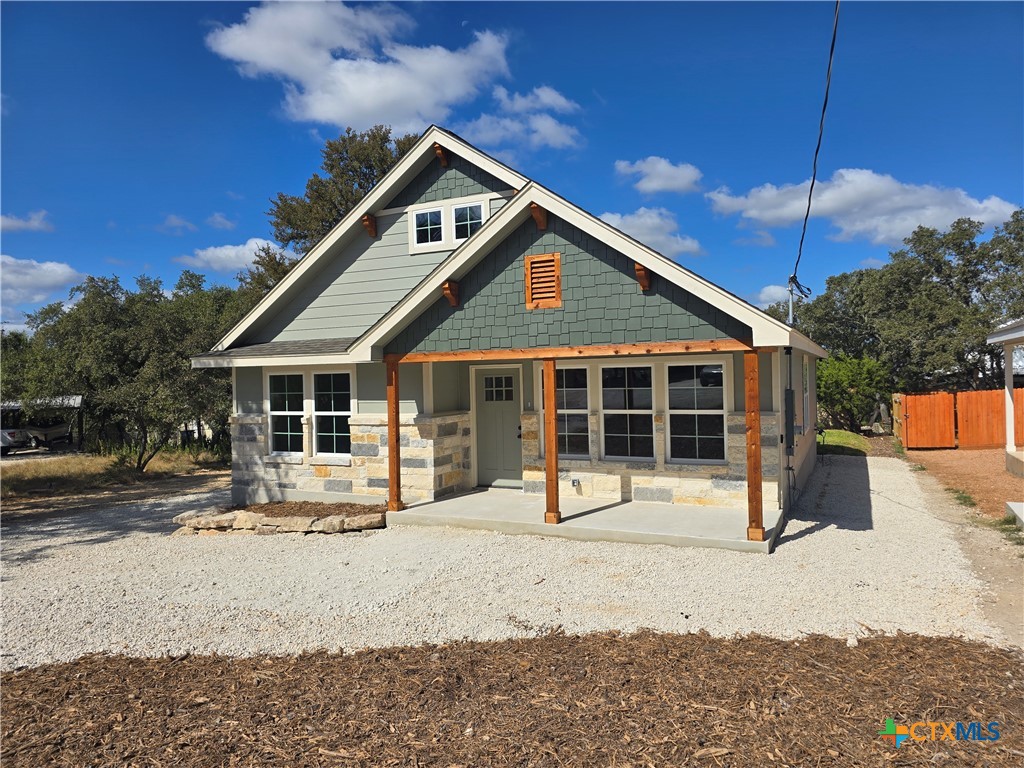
xmin=2 ymin=1 xmax=1021 ymax=332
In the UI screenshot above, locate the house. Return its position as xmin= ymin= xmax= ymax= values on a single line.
xmin=192 ymin=126 xmax=825 ymax=548
xmin=987 ymin=318 xmax=1024 ymax=481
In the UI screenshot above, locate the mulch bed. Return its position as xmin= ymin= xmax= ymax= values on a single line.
xmin=233 ymin=500 xmax=386 ymax=519
xmin=2 ymin=631 xmax=1021 ymax=767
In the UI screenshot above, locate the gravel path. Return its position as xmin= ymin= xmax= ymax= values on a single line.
xmin=0 ymin=456 xmax=1005 ymax=669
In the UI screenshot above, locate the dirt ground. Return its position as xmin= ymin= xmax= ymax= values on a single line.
xmin=0 ymin=470 xmax=230 ymax=517
xmin=2 ymin=631 xmax=1021 ymax=768
xmin=906 ymin=448 xmax=1020 ymax=519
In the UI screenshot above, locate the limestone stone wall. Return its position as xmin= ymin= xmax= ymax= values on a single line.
xmin=520 ymin=411 xmax=780 ymax=512
xmin=229 ymin=411 xmax=472 ymax=506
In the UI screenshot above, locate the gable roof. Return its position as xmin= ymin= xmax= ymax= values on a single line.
xmin=348 ymin=182 xmax=826 ymax=360
xmin=209 ymin=126 xmax=527 ymax=354
xmin=195 ymin=127 xmax=824 ymax=367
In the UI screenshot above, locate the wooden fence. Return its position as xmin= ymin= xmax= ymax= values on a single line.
xmin=894 ymin=388 xmax=1024 ymax=450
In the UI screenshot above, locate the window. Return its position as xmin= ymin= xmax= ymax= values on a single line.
xmin=453 ymin=203 xmax=484 ymax=240
xmin=802 ymin=356 xmax=811 ymax=432
xmin=601 ymin=366 xmax=653 ymax=459
xmin=667 ymin=364 xmax=726 ymax=462
xmin=484 ymin=375 xmax=514 ymax=401
xmin=414 ymin=208 xmax=443 ymax=245
xmin=525 ymin=252 xmax=562 ymax=309
xmin=541 ymin=368 xmax=590 ymax=458
xmin=268 ymin=374 xmax=304 ymax=453
xmin=314 ymin=373 xmax=351 ymax=454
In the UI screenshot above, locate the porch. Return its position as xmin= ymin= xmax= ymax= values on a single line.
xmin=389 ymin=488 xmax=784 ymax=553
xmin=383 ymin=341 xmax=773 ymax=545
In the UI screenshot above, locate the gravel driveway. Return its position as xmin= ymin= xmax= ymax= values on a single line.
xmin=0 ymin=456 xmax=1004 ymax=670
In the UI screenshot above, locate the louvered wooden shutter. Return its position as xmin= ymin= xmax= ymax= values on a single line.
xmin=525 ymin=253 xmax=562 ymax=309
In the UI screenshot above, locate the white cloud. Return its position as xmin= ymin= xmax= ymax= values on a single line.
xmin=1 ymin=210 xmax=54 ymax=232
xmin=735 ymin=230 xmax=777 ymax=248
xmin=206 ymin=2 xmax=509 ymax=133
xmin=159 ymin=214 xmax=197 ymax=235
xmin=458 ymin=112 xmax=580 ymax=150
xmin=493 ymin=85 xmax=579 ymax=114
xmin=0 ymin=254 xmax=84 ymax=307
xmin=614 ymin=157 xmax=702 ymax=195
xmin=599 ymin=207 xmax=702 ymax=259
xmin=860 ymin=256 xmax=886 ymax=269
xmin=754 ymin=284 xmax=790 ymax=308
xmin=206 ymin=212 xmax=237 ymax=230
xmin=174 ymin=238 xmax=279 ymax=272
xmin=708 ymin=168 xmax=1018 ymax=246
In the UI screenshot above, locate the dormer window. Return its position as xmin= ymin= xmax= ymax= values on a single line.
xmin=414 ymin=209 xmax=443 ymax=245
xmin=453 ymin=203 xmax=484 ymax=240
xmin=408 ymin=197 xmax=492 ymax=251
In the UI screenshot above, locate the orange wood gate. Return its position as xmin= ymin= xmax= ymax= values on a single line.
xmin=900 ymin=392 xmax=955 ymax=449
xmin=958 ymin=388 xmax=1024 ymax=449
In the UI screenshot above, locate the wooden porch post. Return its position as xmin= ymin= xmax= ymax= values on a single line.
xmin=1005 ymin=343 xmax=1016 ymax=453
xmin=386 ymin=356 xmax=405 ymax=512
xmin=745 ymin=350 xmax=765 ymax=542
xmin=543 ymin=358 xmax=560 ymax=524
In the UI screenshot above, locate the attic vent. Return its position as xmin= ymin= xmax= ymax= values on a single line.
xmin=525 ymin=253 xmax=562 ymax=310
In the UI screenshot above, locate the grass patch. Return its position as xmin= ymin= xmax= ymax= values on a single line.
xmin=946 ymin=487 xmax=977 ymax=508
xmin=0 ymin=450 xmax=226 ymax=501
xmin=989 ymin=513 xmax=1024 ymax=548
xmin=910 ymin=463 xmax=927 ymax=472
xmin=817 ymin=429 xmax=870 ymax=456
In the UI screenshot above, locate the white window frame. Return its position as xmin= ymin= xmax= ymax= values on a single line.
xmin=802 ymin=355 xmax=811 ymax=433
xmin=266 ymin=371 xmax=305 ymax=455
xmin=407 ymin=195 xmax=492 ymax=252
xmin=665 ymin=359 xmax=730 ymax=465
xmin=538 ymin=366 xmax=591 ymax=459
xmin=598 ymin=363 xmax=655 ymax=462
xmin=312 ymin=368 xmax=356 ymax=457
xmin=411 ymin=206 xmax=444 ymax=249
xmin=452 ymin=200 xmax=486 ymax=243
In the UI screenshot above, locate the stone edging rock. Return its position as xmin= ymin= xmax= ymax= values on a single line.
xmin=170 ymin=508 xmax=386 ymax=537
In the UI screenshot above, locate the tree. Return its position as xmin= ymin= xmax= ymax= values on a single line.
xmin=24 ymin=274 xmax=242 ymax=470
xmin=777 ymin=211 xmax=1023 ymax=394
xmin=0 ymin=328 xmax=32 ymax=403
xmin=269 ymin=125 xmax=419 ymax=254
xmin=816 ymin=355 xmax=890 ymax=431
xmin=235 ymin=243 xmax=298 ymax=308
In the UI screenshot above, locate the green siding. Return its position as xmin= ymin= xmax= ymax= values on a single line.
xmin=248 ymin=211 xmax=445 ymax=343
xmin=235 ymin=367 xmax=263 ymax=414
xmin=730 ymin=351 xmax=773 ymax=411
xmin=386 ymin=215 xmax=752 ymax=355
xmin=385 ymin=152 xmax=510 ymax=208
xmin=357 ymin=362 xmax=424 ymax=415
xmin=432 ymin=361 xmax=470 ymax=412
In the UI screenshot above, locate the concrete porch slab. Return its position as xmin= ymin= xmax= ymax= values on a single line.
xmin=389 ymin=489 xmax=783 ymax=553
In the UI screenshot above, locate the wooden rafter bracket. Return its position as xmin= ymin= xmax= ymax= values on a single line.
xmin=442 ymin=280 xmax=460 ymax=307
xmin=391 ymin=339 xmax=754 ymax=364
xmin=530 ymin=203 xmax=547 ymax=231
xmin=433 ymin=143 xmax=448 ymax=167
xmin=361 ymin=214 xmax=377 ymax=238
xmin=634 ymin=263 xmax=652 ymax=291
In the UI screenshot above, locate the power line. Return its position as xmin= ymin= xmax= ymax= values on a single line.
xmin=789 ymin=0 xmax=841 ymax=324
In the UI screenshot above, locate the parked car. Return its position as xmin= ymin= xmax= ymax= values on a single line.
xmin=698 ymin=365 xmax=723 ymax=387
xmin=0 ymin=424 xmax=30 ymax=456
